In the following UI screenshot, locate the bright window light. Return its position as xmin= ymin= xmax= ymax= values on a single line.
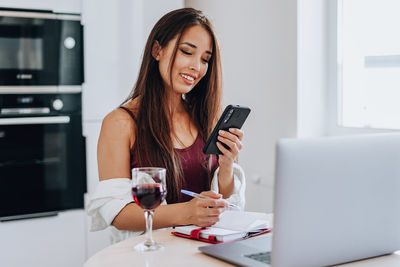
xmin=338 ymin=0 xmax=400 ymax=129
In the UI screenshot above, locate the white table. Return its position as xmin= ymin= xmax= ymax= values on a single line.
xmin=84 ymin=214 xmax=400 ymax=267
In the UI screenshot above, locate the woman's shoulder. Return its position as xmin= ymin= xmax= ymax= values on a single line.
xmin=100 ymin=107 xmax=137 ymax=145
xmin=101 ymin=100 xmax=141 ymax=144
xmin=103 ymin=99 xmax=140 ymax=128
xmin=98 ymin=108 xmax=137 ymax=180
xmin=103 ymin=108 xmax=135 ymax=129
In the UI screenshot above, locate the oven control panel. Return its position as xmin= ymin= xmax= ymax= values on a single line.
xmin=0 ymin=93 xmax=81 ymax=117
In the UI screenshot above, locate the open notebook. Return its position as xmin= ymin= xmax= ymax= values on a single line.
xmin=172 ymin=211 xmax=270 ymax=243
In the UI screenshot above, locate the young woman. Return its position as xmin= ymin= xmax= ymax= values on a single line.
xmin=87 ymin=8 xmax=246 ymax=242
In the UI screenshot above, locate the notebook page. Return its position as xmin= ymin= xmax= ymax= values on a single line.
xmin=212 ymin=211 xmax=269 ymax=232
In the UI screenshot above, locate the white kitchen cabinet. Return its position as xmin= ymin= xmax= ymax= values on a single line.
xmin=83 ymin=121 xmax=102 ymax=195
xmin=0 ymin=210 xmax=86 ymax=267
xmin=81 ymin=0 xmax=142 ymax=122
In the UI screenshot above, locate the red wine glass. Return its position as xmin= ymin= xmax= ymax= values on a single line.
xmin=131 ymin=167 xmax=167 ymax=252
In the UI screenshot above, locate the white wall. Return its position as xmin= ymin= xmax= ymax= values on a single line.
xmin=185 ymin=0 xmax=298 ymax=213
xmin=143 ymin=0 xmax=184 ymax=45
xmin=82 ymin=0 xmax=184 ymax=124
xmin=81 ymin=0 xmax=184 ymax=143
xmin=297 ymin=0 xmax=329 ymax=137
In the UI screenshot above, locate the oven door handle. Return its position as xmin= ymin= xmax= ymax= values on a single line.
xmin=1 ymin=107 xmax=50 ymax=115
xmin=0 ymin=116 xmax=70 ymax=125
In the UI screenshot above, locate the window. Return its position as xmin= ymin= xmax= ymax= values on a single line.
xmin=338 ymin=0 xmax=400 ymax=129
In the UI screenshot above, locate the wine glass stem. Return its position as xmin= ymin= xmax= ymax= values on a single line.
xmin=144 ymin=210 xmax=155 ymax=247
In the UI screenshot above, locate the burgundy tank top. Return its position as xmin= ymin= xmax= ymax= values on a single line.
xmin=120 ymin=107 xmax=218 ymax=203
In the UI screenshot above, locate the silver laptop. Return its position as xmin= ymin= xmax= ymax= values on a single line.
xmin=199 ymin=133 xmax=400 ymax=267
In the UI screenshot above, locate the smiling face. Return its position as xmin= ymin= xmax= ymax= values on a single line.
xmin=154 ymin=25 xmax=213 ymax=95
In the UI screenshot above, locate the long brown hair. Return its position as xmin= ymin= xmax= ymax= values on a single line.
xmin=122 ymin=8 xmax=222 ymax=203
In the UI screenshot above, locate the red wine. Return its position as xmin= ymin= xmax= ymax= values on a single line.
xmin=132 ymin=184 xmax=167 ymax=210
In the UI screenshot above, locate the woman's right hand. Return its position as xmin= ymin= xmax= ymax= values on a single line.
xmin=183 ymin=191 xmax=227 ymax=227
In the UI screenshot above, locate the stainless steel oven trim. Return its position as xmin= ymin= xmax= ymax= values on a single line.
xmin=1 ymin=108 xmax=50 ymax=115
xmin=0 ymin=86 xmax=82 ymax=94
xmin=0 ymin=10 xmax=80 ymax=21
xmin=0 ymin=211 xmax=59 ymax=222
xmin=0 ymin=116 xmax=70 ymax=125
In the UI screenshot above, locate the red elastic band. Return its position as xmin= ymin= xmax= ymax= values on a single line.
xmin=190 ymin=228 xmax=205 ymax=239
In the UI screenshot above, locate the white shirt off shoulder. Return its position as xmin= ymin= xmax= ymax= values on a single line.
xmin=86 ymin=163 xmax=246 ymax=243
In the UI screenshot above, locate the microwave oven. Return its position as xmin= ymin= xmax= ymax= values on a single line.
xmin=0 ymin=8 xmax=83 ymax=93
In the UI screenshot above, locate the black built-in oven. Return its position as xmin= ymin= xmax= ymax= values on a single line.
xmin=0 ymin=93 xmax=86 ymax=221
xmin=0 ymin=8 xmax=83 ymax=92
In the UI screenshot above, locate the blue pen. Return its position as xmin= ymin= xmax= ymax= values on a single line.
xmin=180 ymin=189 xmax=240 ymax=210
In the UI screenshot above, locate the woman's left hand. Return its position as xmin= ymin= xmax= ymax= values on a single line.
xmin=216 ymin=128 xmax=244 ymax=168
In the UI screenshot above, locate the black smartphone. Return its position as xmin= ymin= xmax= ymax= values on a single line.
xmin=203 ymin=105 xmax=251 ymax=154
